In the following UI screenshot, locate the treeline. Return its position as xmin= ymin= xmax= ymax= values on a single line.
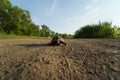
xmin=74 ymin=22 xmax=120 ymax=38
xmin=0 ymin=0 xmax=73 ymax=38
xmin=39 ymin=24 xmax=73 ymax=38
xmin=1 ymin=0 xmax=120 ymax=39
xmin=0 ymin=0 xmax=38 ymax=36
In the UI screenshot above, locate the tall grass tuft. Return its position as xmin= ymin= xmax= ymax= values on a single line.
xmin=0 ymin=33 xmax=48 ymax=39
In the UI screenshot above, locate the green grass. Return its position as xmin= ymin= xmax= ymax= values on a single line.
xmin=0 ymin=33 xmax=50 ymax=39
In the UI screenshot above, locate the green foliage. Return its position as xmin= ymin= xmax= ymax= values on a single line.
xmin=0 ymin=0 xmax=40 ymax=37
xmin=58 ymin=33 xmax=73 ymax=39
xmin=39 ymin=24 xmax=58 ymax=37
xmin=40 ymin=24 xmax=51 ymax=37
xmin=0 ymin=33 xmax=47 ymax=39
xmin=0 ymin=0 xmax=57 ymax=38
xmin=74 ymin=22 xmax=119 ymax=38
xmin=117 ymin=27 xmax=120 ymax=37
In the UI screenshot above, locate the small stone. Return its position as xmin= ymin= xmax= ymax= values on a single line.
xmin=115 ymin=58 xmax=118 ymax=61
xmin=0 ymin=45 xmax=2 ymax=47
xmin=112 ymin=67 xmax=120 ymax=72
xmin=102 ymin=65 xmax=106 ymax=70
xmin=111 ymin=65 xmax=120 ymax=72
xmin=71 ymin=48 xmax=74 ymax=51
xmin=112 ymin=51 xmax=118 ymax=54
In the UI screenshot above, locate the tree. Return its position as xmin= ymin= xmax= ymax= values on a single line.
xmin=0 ymin=0 xmax=41 ymax=36
xmin=0 ymin=0 xmax=12 ymax=33
xmin=59 ymin=33 xmax=73 ymax=38
xmin=40 ymin=24 xmax=56 ymax=37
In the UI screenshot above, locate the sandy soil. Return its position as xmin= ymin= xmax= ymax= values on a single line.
xmin=0 ymin=39 xmax=120 ymax=80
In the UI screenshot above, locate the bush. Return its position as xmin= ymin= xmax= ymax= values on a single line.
xmin=74 ymin=22 xmax=118 ymax=38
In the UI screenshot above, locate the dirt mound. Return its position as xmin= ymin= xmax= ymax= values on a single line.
xmin=0 ymin=39 xmax=120 ymax=80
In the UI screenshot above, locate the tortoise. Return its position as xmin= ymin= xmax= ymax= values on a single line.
xmin=49 ymin=35 xmax=67 ymax=46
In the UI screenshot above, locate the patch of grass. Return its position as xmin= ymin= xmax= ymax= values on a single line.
xmin=0 ymin=33 xmax=50 ymax=39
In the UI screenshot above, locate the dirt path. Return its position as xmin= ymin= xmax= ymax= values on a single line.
xmin=0 ymin=39 xmax=120 ymax=80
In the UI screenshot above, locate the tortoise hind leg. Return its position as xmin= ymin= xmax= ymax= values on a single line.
xmin=60 ymin=41 xmax=67 ymax=45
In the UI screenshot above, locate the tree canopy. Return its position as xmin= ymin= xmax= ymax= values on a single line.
xmin=0 ymin=0 xmax=37 ymax=35
xmin=0 ymin=0 xmax=57 ymax=37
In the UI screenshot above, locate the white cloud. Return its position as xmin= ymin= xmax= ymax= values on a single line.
xmin=85 ymin=1 xmax=102 ymax=17
xmin=88 ymin=7 xmax=101 ymax=17
xmin=93 ymin=0 xmax=98 ymax=3
xmin=47 ymin=0 xmax=58 ymax=16
xmin=85 ymin=4 xmax=93 ymax=10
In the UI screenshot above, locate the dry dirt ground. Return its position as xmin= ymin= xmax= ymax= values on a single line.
xmin=0 ymin=39 xmax=120 ymax=80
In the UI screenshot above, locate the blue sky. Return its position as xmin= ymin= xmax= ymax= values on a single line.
xmin=10 ymin=0 xmax=120 ymax=34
